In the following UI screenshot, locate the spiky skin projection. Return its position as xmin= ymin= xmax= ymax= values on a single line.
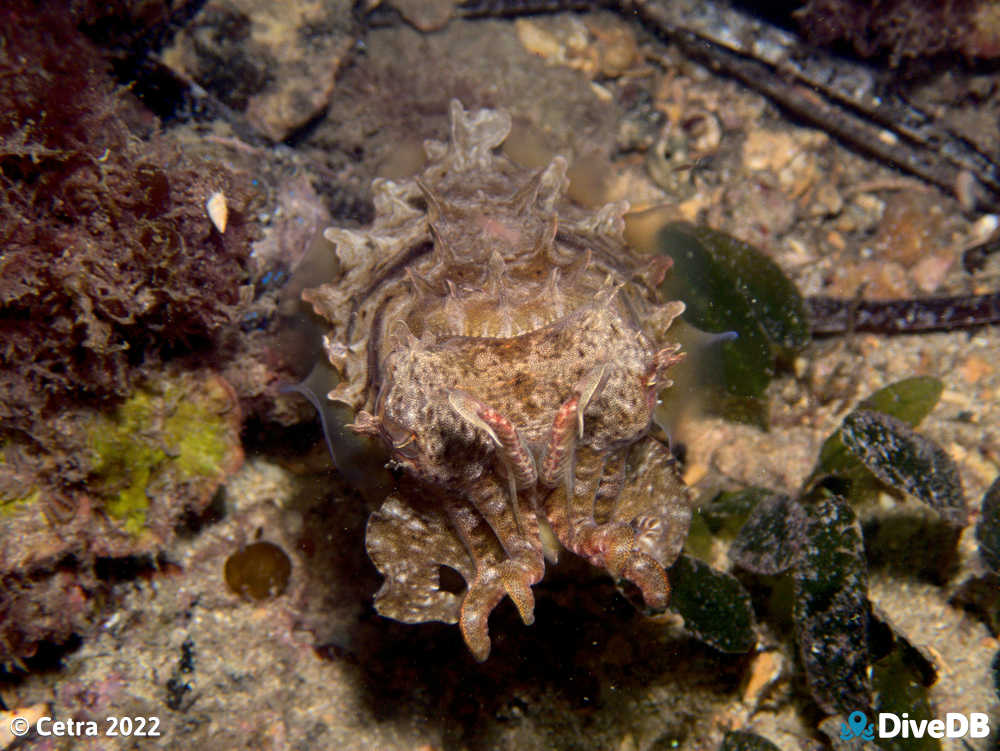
xmin=304 ymin=101 xmax=692 ymax=661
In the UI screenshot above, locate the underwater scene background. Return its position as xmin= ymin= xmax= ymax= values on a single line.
xmin=1 ymin=1 xmax=999 ymax=749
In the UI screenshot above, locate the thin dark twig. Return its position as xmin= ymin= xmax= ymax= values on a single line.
xmin=449 ymin=0 xmax=1000 ymax=211
xmin=623 ymin=0 xmax=1000 ymax=210
xmin=457 ymin=0 xmax=611 ymax=16
xmin=806 ymin=293 xmax=1000 ymax=335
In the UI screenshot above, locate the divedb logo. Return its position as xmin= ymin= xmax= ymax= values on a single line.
xmin=839 ymin=710 xmax=992 ymax=741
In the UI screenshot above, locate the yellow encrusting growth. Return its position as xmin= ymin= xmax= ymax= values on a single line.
xmin=88 ymin=373 xmax=240 ymax=537
xmin=0 ymin=488 xmax=41 ymax=516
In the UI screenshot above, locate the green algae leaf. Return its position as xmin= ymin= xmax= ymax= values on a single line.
xmin=701 ymin=487 xmax=774 ymax=535
xmin=720 ymin=730 xmax=781 ymax=751
xmin=859 ymin=376 xmax=943 ymax=426
xmin=683 ymin=510 xmax=715 ymax=561
xmin=841 ymin=410 xmax=966 ymax=525
xmin=808 ymin=377 xmax=944 ymax=500
xmin=793 ymin=491 xmax=871 ymax=715
xmin=658 ymin=225 xmax=773 ymax=397
xmin=686 ymin=486 xmax=769 ymax=558
xmin=977 ymin=475 xmax=1000 ymax=571
xmin=668 ymin=553 xmax=755 ymax=653
xmin=872 ymin=647 xmax=939 ymax=751
xmin=659 ymin=222 xmax=810 ymax=353
xmin=729 ymin=491 xmax=805 ymax=575
xmin=655 ymin=223 xmax=809 ymax=422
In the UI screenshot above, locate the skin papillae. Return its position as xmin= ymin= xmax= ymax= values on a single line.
xmin=303 ymin=101 xmax=693 ymax=660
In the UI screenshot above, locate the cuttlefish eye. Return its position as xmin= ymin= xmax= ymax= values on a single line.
xmin=379 ymin=413 xmax=420 ymax=460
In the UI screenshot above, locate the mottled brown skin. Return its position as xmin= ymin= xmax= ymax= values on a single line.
xmin=305 ymin=101 xmax=692 ymax=660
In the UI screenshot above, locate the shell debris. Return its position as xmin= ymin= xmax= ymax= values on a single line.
xmin=206 ymin=190 xmax=228 ymax=234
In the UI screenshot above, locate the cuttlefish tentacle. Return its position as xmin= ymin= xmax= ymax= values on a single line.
xmin=538 ymin=363 xmax=611 ymax=490
xmin=449 ymin=390 xmax=538 ymax=488
xmin=448 ymin=389 xmax=538 ymax=535
xmin=445 ymin=499 xmax=508 ymax=662
xmin=457 ymin=474 xmax=545 ymax=631
xmin=555 ymin=447 xmax=670 ymax=610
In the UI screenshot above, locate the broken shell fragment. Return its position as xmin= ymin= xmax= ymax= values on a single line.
xmin=206 ymin=190 xmax=228 ymax=234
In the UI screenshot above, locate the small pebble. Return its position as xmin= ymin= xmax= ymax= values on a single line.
xmin=958 ymin=355 xmax=994 ymax=384
xmin=911 ymin=252 xmax=954 ymax=293
xmin=743 ymin=129 xmax=799 ymax=172
xmin=826 ymin=230 xmax=846 ymax=250
xmin=224 ymin=541 xmax=292 ymax=600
